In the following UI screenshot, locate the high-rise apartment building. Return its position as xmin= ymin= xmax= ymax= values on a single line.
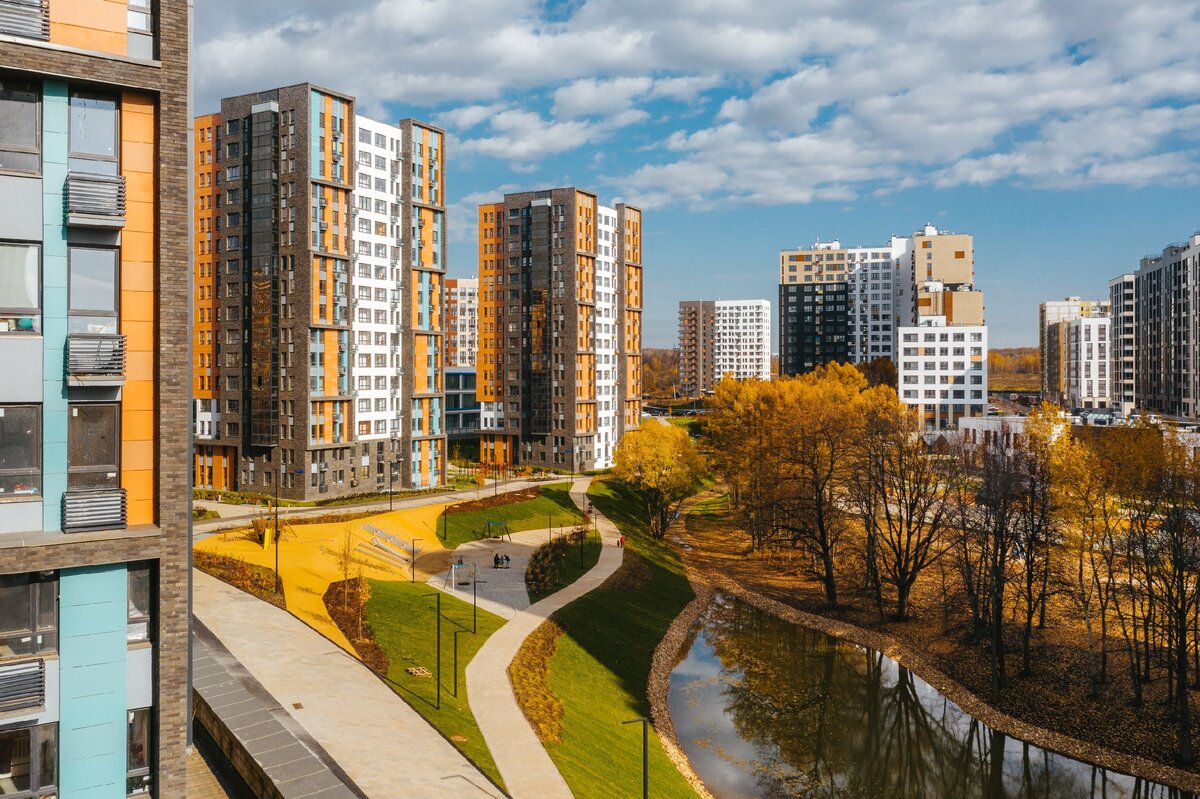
xmin=477 ymin=188 xmax=642 ymax=470
xmin=445 ymin=278 xmax=480 ymax=439
xmin=678 ymin=300 xmax=715 ymax=396
xmin=1064 ymin=315 xmax=1112 ymax=411
xmin=678 ymin=299 xmax=769 ymax=396
xmin=193 ymin=85 xmax=447 ymax=497
xmin=1129 ymin=235 xmax=1200 ymax=420
xmin=1108 ymin=275 xmax=1136 ymax=415
xmin=1038 ymin=297 xmax=1110 ymax=401
xmin=897 ymin=319 xmax=989 ymax=429
xmin=0 ymin=2 xmax=189 ymax=795
xmin=779 ymin=226 xmax=978 ymax=377
xmin=447 ymin=277 xmax=478 ymax=368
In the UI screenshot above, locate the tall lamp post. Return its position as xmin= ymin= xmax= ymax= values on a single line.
xmin=422 ymin=592 xmax=442 ymax=710
xmin=622 ymin=717 xmax=650 ymax=799
xmin=273 ymin=446 xmax=282 ymax=593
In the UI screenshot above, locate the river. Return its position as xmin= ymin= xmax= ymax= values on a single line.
xmin=668 ymin=594 xmax=1191 ymax=799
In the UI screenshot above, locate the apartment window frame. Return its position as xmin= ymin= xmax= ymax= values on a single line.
xmin=67 ymin=91 xmax=119 ymax=175
xmin=0 ymin=722 xmax=58 ymax=797
xmin=0 ymin=79 xmax=41 ymax=177
xmin=0 ymin=571 xmax=57 ymax=657
xmin=127 ymin=562 xmax=153 ymax=644
xmin=0 ymin=404 xmax=40 ymax=500
xmin=67 ymin=402 xmax=121 ymax=489
xmin=125 ymin=707 xmax=153 ymax=796
xmin=67 ymin=246 xmax=119 ymax=335
xmin=0 ymin=243 xmax=40 ymax=334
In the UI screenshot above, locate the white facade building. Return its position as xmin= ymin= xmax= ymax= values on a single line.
xmin=1108 ymin=274 xmax=1136 ymax=415
xmin=446 ymin=278 xmax=478 ymax=368
xmin=898 ymin=317 xmax=988 ymax=430
xmin=352 ymin=116 xmax=405 ymax=445
xmin=593 ymin=207 xmax=619 ymax=468
xmin=1065 ymin=315 xmax=1111 ymax=411
xmin=713 ymin=300 xmax=771 ymax=381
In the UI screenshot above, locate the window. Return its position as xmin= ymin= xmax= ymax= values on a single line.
xmin=126 ymin=708 xmax=152 ymax=795
xmin=0 ymin=572 xmax=56 ymax=656
xmin=0 ymin=80 xmax=39 ymax=174
xmin=68 ymin=247 xmax=118 ymax=334
xmin=127 ymin=564 xmax=151 ymax=643
xmin=68 ymin=93 xmax=118 ymax=174
xmin=0 ymin=244 xmax=39 ymax=333
xmin=68 ymin=403 xmax=119 ymax=488
xmin=0 ymin=724 xmax=57 ymax=796
xmin=0 ymin=405 xmax=40 ymax=498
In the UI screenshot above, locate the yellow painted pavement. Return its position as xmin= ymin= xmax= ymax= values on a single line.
xmin=194 ymin=503 xmax=449 ymax=654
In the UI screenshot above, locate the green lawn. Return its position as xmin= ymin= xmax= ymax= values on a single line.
xmin=537 ymin=477 xmax=700 ymax=799
xmin=527 ymin=537 xmax=603 ymax=604
xmin=365 ymin=580 xmax=507 ymax=789
xmin=440 ymin=482 xmax=586 ymax=549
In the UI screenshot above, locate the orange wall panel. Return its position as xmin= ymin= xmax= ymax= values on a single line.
xmin=50 ymin=0 xmax=127 ymax=56
xmin=121 ymin=92 xmax=156 ymax=526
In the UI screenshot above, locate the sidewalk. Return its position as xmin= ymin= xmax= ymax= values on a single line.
xmin=465 ymin=477 xmax=625 ymax=799
xmin=193 ymin=478 xmax=547 ymax=536
xmin=426 ymin=528 xmax=558 ymax=620
xmin=193 ymin=570 xmax=505 ymax=799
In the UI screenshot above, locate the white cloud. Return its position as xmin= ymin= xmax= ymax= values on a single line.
xmin=197 ymin=0 xmax=1200 ymax=207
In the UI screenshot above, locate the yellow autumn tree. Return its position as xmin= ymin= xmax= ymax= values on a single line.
xmin=613 ymin=420 xmax=706 ymax=538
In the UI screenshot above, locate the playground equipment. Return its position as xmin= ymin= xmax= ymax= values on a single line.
xmin=482 ymin=520 xmax=511 ymax=541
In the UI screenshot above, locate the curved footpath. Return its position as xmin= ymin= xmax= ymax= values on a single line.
xmin=193 ymin=570 xmax=505 ymax=799
xmin=465 ymin=476 xmax=624 ymax=799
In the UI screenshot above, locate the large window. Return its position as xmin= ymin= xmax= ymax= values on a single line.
xmin=127 ymin=564 xmax=151 ymax=644
xmin=68 ymin=247 xmax=118 ymax=334
xmin=67 ymin=403 xmax=119 ymax=489
xmin=0 ymin=723 xmax=56 ymax=797
xmin=0 ymin=80 xmax=39 ymax=175
xmin=0 ymin=245 xmax=39 ymax=334
xmin=68 ymin=93 xmax=118 ymax=175
xmin=0 ymin=405 xmax=39 ymax=499
xmin=0 ymin=572 xmax=56 ymax=657
xmin=125 ymin=708 xmax=152 ymax=796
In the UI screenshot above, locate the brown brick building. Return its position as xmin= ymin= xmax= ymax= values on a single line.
xmin=0 ymin=1 xmax=190 ymax=795
xmin=477 ymin=188 xmax=642 ymax=470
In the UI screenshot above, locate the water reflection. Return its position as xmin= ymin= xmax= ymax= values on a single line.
xmin=668 ymin=595 xmax=1193 ymax=799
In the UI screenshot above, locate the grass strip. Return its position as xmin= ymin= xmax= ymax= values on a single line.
xmin=533 ymin=477 xmax=700 ymax=799
xmin=440 ymin=482 xmax=585 ymax=548
xmin=364 ymin=580 xmax=507 ymax=789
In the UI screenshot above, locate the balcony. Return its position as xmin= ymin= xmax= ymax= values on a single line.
xmin=65 ymin=172 xmax=126 ymax=228
xmin=0 ymin=659 xmax=45 ymax=713
xmin=67 ymin=333 xmax=126 ymax=383
xmin=0 ymin=0 xmax=47 ymax=41
xmin=62 ymin=488 xmax=127 ymax=533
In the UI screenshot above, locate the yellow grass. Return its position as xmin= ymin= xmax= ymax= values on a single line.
xmin=193 ymin=503 xmax=449 ymax=653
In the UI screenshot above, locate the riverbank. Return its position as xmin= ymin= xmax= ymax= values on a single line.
xmin=672 ymin=493 xmax=1200 ymax=794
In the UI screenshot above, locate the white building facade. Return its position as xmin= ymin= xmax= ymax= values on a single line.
xmin=446 ymin=277 xmax=478 ymax=368
xmin=898 ymin=317 xmax=988 ymax=430
xmin=593 ymin=207 xmax=620 ymax=468
xmin=714 ymin=299 xmax=771 ymax=381
xmin=351 ymin=116 xmax=405 ymax=448
xmin=1065 ymin=315 xmax=1111 ymax=411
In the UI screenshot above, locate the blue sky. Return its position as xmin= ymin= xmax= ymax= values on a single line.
xmin=195 ymin=0 xmax=1200 ymax=350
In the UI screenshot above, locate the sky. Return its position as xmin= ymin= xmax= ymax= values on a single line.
xmin=194 ymin=0 xmax=1200 ymax=350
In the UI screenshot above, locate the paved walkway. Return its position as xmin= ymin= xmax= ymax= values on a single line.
xmin=465 ymin=477 xmax=624 ymax=799
xmin=427 ymin=528 xmax=565 ymax=620
xmin=194 ymin=478 xmax=546 ymax=534
xmin=193 ymin=570 xmax=505 ymax=799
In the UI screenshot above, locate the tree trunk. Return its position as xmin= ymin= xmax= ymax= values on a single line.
xmin=822 ymin=548 xmax=838 ymax=608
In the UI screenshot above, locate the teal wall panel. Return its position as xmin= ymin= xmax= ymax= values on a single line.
xmin=59 ymin=564 xmax=127 ymax=798
xmin=41 ymin=81 xmax=68 ymax=532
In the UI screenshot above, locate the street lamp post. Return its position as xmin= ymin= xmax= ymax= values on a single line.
xmin=473 ymin=576 xmax=487 ymax=634
xmin=452 ymin=629 xmax=469 ymax=697
xmin=621 ymin=717 xmax=650 ymax=799
xmin=422 ymin=592 xmax=442 ymax=710
xmin=274 ymin=446 xmax=282 ymax=594
xmin=411 ymin=538 xmax=423 ymax=584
